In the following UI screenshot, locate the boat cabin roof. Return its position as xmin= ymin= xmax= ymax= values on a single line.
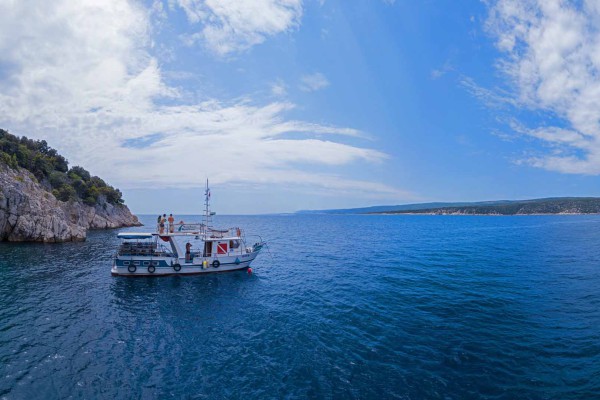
xmin=117 ymin=232 xmax=154 ymax=240
xmin=154 ymin=232 xmax=241 ymax=241
xmin=117 ymin=231 xmax=241 ymax=241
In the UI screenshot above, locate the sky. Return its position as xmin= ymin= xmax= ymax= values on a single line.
xmin=2 ymin=0 xmax=600 ymax=214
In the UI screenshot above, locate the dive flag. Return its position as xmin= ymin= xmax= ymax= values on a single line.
xmin=217 ymin=243 xmax=228 ymax=254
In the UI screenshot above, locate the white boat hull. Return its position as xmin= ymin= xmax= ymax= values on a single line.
xmin=111 ymin=252 xmax=260 ymax=276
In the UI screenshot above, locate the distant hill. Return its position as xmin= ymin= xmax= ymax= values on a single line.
xmin=298 ymin=198 xmax=600 ymax=215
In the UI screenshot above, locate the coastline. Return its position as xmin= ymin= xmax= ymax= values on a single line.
xmin=369 ymin=212 xmax=600 ymax=216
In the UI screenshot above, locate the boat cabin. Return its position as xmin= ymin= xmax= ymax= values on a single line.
xmin=117 ymin=231 xmax=249 ymax=264
xmin=201 ymin=238 xmax=242 ymax=257
xmin=117 ymin=233 xmax=175 ymax=257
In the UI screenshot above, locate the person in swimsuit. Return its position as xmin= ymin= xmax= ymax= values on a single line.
xmin=168 ymin=214 xmax=175 ymax=233
xmin=159 ymin=214 xmax=166 ymax=234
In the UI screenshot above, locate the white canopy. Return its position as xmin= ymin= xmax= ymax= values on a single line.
xmin=117 ymin=232 xmax=154 ymax=240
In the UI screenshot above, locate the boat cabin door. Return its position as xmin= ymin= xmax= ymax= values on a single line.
xmin=204 ymin=241 xmax=212 ymax=257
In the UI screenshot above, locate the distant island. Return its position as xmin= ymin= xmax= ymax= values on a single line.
xmin=298 ymin=198 xmax=600 ymax=215
xmin=0 ymin=129 xmax=140 ymax=242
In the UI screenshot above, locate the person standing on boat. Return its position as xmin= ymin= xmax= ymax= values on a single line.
xmin=159 ymin=214 xmax=166 ymax=234
xmin=185 ymin=242 xmax=192 ymax=262
xmin=168 ymin=214 xmax=175 ymax=233
xmin=156 ymin=215 xmax=162 ymax=232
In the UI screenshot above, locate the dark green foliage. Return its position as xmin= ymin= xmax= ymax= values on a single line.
xmin=32 ymin=154 xmax=53 ymax=180
xmin=69 ymin=166 xmax=91 ymax=181
xmin=83 ymin=196 xmax=97 ymax=206
xmin=49 ymin=171 xmax=69 ymax=188
xmin=102 ymin=187 xmax=123 ymax=204
xmin=0 ymin=129 xmax=124 ymax=205
xmin=53 ymin=185 xmax=77 ymax=202
xmin=71 ymin=179 xmax=87 ymax=197
xmin=86 ymin=185 xmax=100 ymax=203
xmin=1 ymin=152 xmax=18 ymax=169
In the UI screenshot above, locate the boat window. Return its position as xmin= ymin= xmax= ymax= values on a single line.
xmin=230 ymin=240 xmax=241 ymax=249
xmin=118 ymin=240 xmax=155 ymax=256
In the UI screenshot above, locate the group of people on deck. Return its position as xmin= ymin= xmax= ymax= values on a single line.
xmin=157 ymin=213 xmax=177 ymax=234
xmin=156 ymin=214 xmax=194 ymax=262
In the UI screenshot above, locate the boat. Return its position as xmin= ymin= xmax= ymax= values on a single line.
xmin=111 ymin=182 xmax=266 ymax=276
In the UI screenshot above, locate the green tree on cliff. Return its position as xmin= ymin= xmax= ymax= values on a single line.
xmin=0 ymin=129 xmax=124 ymax=205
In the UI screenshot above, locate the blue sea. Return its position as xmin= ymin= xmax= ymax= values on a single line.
xmin=1 ymin=214 xmax=600 ymax=399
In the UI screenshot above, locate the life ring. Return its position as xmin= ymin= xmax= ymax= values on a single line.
xmin=148 ymin=265 xmax=156 ymax=273
xmin=212 ymin=260 xmax=220 ymax=268
xmin=128 ymin=265 xmax=136 ymax=273
xmin=173 ymin=263 xmax=181 ymax=272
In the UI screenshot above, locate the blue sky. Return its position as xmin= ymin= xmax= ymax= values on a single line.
xmin=1 ymin=0 xmax=600 ymax=214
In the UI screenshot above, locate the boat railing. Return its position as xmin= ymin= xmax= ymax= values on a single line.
xmin=157 ymin=222 xmax=205 ymax=235
xmin=155 ymin=224 xmax=243 ymax=238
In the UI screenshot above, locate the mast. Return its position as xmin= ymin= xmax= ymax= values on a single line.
xmin=203 ymin=178 xmax=212 ymax=233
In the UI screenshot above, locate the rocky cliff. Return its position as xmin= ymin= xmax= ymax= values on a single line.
xmin=0 ymin=164 xmax=140 ymax=242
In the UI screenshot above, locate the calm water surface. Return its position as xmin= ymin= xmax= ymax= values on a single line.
xmin=1 ymin=214 xmax=600 ymax=399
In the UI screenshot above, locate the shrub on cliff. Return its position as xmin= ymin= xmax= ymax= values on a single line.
xmin=52 ymin=185 xmax=77 ymax=202
xmin=0 ymin=129 xmax=124 ymax=205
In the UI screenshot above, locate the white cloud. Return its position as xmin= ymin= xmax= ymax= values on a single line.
xmin=270 ymin=79 xmax=288 ymax=96
xmin=0 ymin=0 xmax=172 ymax=123
xmin=486 ymin=0 xmax=600 ymax=174
xmin=0 ymin=0 xmax=405 ymax=202
xmin=460 ymin=76 xmax=518 ymax=109
xmin=430 ymin=61 xmax=454 ymax=80
xmin=173 ymin=0 xmax=303 ymax=55
xmin=299 ymin=72 xmax=330 ymax=92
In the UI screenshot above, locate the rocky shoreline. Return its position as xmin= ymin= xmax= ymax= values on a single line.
xmin=0 ymin=164 xmax=141 ymax=242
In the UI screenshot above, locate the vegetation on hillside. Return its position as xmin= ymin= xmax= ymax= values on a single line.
xmin=373 ymin=198 xmax=600 ymax=215
xmin=0 ymin=129 xmax=123 ymax=205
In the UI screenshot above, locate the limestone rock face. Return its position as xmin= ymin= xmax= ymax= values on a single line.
xmin=0 ymin=164 xmax=141 ymax=242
